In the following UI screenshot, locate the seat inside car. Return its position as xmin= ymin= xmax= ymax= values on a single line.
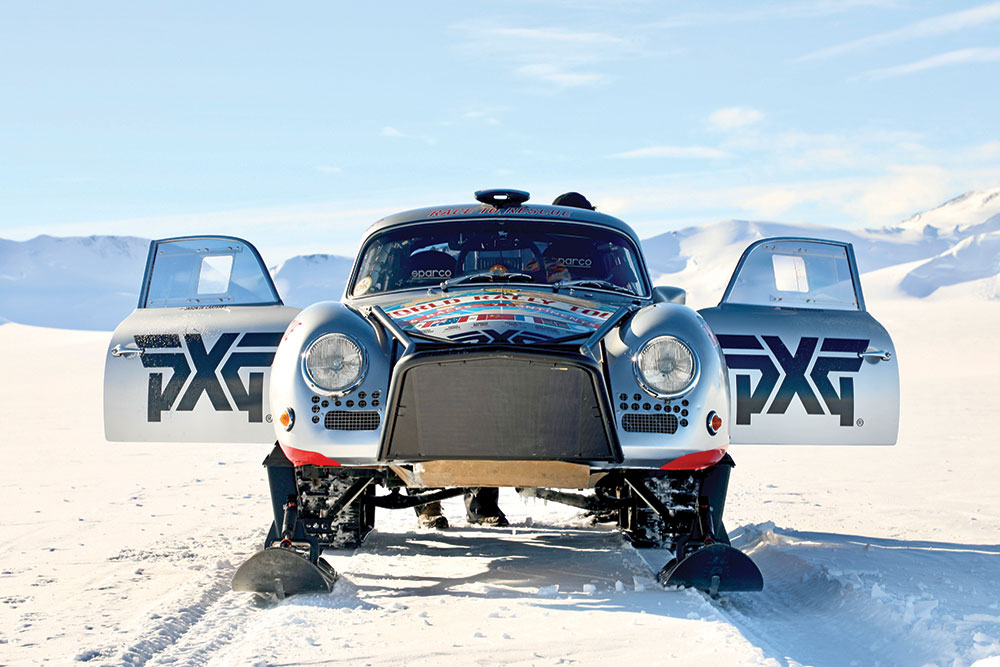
xmin=403 ymin=250 xmax=458 ymax=286
xmin=542 ymin=240 xmax=601 ymax=282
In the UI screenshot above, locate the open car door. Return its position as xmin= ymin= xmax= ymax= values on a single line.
xmin=104 ymin=236 xmax=300 ymax=443
xmin=700 ymin=238 xmax=898 ymax=445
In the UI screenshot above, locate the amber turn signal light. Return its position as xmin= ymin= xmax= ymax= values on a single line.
xmin=279 ymin=408 xmax=295 ymax=431
xmin=707 ymin=410 xmax=722 ymax=436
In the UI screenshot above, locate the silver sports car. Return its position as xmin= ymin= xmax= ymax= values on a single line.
xmin=105 ymin=189 xmax=899 ymax=596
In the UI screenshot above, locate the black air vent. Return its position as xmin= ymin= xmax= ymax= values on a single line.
xmin=325 ymin=411 xmax=380 ymax=431
xmin=622 ymin=413 xmax=678 ymax=434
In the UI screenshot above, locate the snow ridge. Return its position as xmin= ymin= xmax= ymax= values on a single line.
xmin=2 ymin=187 xmax=1000 ymax=328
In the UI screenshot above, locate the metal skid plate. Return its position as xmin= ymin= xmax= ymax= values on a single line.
xmin=232 ymin=547 xmax=337 ymax=597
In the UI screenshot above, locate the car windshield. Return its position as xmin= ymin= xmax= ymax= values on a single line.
xmin=350 ymin=221 xmax=647 ymax=297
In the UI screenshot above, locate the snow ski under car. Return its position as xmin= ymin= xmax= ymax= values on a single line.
xmin=659 ymin=543 xmax=764 ymax=594
xmin=232 ymin=547 xmax=337 ymax=597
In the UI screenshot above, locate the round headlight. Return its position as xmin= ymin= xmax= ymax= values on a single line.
xmin=302 ymin=334 xmax=366 ymax=395
xmin=634 ymin=336 xmax=698 ymax=397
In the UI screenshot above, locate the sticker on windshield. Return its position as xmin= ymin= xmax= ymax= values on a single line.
xmin=354 ymin=276 xmax=373 ymax=296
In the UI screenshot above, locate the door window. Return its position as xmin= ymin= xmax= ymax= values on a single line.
xmin=724 ymin=240 xmax=860 ymax=310
xmin=143 ymin=238 xmax=280 ymax=308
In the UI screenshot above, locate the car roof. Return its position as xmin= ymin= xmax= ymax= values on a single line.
xmin=360 ymin=200 xmax=643 ymax=248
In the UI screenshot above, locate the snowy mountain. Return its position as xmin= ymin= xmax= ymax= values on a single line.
xmin=270 ymin=253 xmax=354 ymax=309
xmin=1 ymin=188 xmax=999 ymax=329
xmin=0 ymin=234 xmax=149 ymax=330
xmin=896 ymin=189 xmax=1000 ymax=237
xmin=643 ymin=187 xmax=1000 ymax=306
xmin=0 ymin=236 xmax=355 ymax=330
xmin=899 ymin=228 xmax=1000 ymax=298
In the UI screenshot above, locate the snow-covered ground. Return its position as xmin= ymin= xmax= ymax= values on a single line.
xmin=1 ymin=287 xmax=998 ymax=666
xmin=3 ymin=190 xmax=1000 ymax=665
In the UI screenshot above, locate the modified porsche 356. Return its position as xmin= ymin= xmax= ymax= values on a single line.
xmin=105 ymin=189 xmax=899 ymax=596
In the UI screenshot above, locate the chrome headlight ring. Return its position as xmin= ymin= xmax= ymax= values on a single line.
xmin=300 ymin=333 xmax=368 ymax=397
xmin=632 ymin=335 xmax=700 ymax=399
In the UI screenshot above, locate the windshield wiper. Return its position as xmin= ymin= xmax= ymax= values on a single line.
xmin=439 ymin=271 xmax=534 ymax=292
xmin=552 ymin=279 xmax=635 ymax=295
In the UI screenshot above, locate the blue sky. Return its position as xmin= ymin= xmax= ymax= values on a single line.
xmin=2 ymin=1 xmax=999 ymax=260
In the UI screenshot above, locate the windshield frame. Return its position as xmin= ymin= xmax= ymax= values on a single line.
xmin=346 ymin=218 xmax=653 ymax=300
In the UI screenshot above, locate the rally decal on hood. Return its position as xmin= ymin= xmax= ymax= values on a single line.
xmin=385 ymin=291 xmax=614 ymax=342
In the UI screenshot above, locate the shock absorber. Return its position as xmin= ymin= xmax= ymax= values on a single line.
xmin=280 ymin=495 xmax=299 ymax=548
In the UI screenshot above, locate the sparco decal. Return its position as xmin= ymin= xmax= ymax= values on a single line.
xmin=411 ymin=269 xmax=452 ymax=279
xmin=553 ymin=257 xmax=592 ymax=267
xmin=135 ymin=332 xmax=281 ymax=423
xmin=718 ymin=335 xmax=868 ymax=426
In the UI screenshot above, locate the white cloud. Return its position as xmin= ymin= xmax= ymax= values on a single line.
xmin=972 ymin=140 xmax=1000 ymax=160
xmin=47 ymin=176 xmax=97 ymax=184
xmin=802 ymin=2 xmax=1000 ymax=60
xmin=2 ymin=202 xmax=396 ymax=263
xmin=316 ymin=165 xmax=342 ymax=174
xmin=656 ymin=1 xmax=900 ymax=28
xmin=609 ymin=145 xmax=730 ymax=159
xmin=381 ymin=126 xmax=403 ymax=138
xmin=452 ymin=22 xmax=647 ymax=89
xmin=592 ymin=196 xmax=629 ymax=216
xmin=463 ymin=109 xmax=502 ymax=125
xmin=845 ymin=165 xmax=954 ymax=222
xmin=725 ymin=166 xmax=958 ymax=226
xmin=708 ymin=107 xmax=765 ymax=131
xmin=857 ymin=47 xmax=1000 ymax=80
xmin=737 ymin=188 xmax=806 ymax=219
xmin=785 ymin=147 xmax=858 ymax=170
xmin=516 ymin=64 xmax=607 ymax=88
xmin=488 ymin=27 xmax=632 ymax=51
xmin=599 ymin=167 xmax=946 ymax=237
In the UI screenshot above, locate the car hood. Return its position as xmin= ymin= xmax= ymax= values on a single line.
xmin=382 ymin=289 xmax=617 ymax=344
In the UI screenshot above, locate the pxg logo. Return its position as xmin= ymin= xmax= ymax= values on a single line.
xmin=718 ymin=335 xmax=869 ymax=427
xmin=136 ymin=332 xmax=281 ymax=423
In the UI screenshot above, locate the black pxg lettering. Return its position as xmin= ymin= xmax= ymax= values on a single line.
xmin=135 ymin=332 xmax=281 ymax=423
xmin=718 ymin=335 xmax=869 ymax=427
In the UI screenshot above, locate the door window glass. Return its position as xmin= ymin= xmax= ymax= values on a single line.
xmin=144 ymin=239 xmax=279 ymax=307
xmin=725 ymin=240 xmax=859 ymax=310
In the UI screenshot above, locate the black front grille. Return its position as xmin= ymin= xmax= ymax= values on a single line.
xmin=325 ymin=411 xmax=380 ymax=431
xmin=381 ymin=350 xmax=618 ymax=462
xmin=622 ymin=413 xmax=678 ymax=434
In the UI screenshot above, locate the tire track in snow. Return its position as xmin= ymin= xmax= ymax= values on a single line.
xmin=78 ymin=533 xmax=265 ymax=666
xmin=701 ymin=524 xmax=999 ymax=666
xmin=88 ymin=559 xmax=239 ymax=666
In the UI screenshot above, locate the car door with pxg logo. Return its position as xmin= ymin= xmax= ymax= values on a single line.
xmin=700 ymin=239 xmax=899 ymax=445
xmin=105 ymin=237 xmax=299 ymax=443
